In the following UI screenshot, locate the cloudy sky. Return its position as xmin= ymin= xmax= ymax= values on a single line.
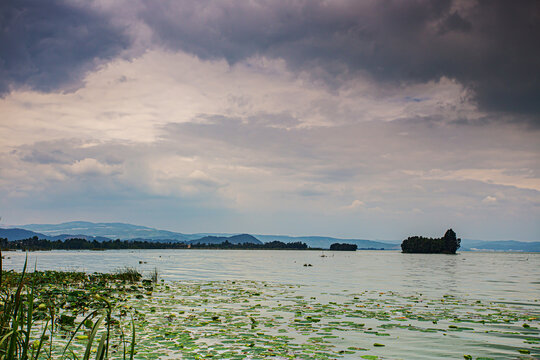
xmin=1 ymin=0 xmax=539 ymax=240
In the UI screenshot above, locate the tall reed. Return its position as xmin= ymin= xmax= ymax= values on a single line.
xmin=0 ymin=249 xmax=136 ymax=360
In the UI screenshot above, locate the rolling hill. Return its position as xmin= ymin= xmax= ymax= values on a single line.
xmin=0 ymin=228 xmax=112 ymax=242
xmin=19 ymin=221 xmax=197 ymax=241
xmin=189 ymin=234 xmax=262 ymax=245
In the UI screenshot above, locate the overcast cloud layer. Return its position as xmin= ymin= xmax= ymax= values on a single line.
xmin=0 ymin=0 xmax=539 ymax=240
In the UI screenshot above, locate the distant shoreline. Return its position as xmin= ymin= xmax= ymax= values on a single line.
xmin=1 ymin=247 xmax=392 ymax=252
xmin=0 ymin=237 xmax=375 ymax=252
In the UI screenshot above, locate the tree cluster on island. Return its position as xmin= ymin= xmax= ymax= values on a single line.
xmin=401 ymin=229 xmax=461 ymax=254
xmin=329 ymin=243 xmax=358 ymax=251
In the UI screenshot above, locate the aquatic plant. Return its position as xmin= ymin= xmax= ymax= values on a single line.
xmin=0 ymin=250 xmax=136 ymax=360
xmin=0 ymin=255 xmax=42 ymax=359
xmin=149 ymin=268 xmax=158 ymax=284
xmin=123 ymin=279 xmax=539 ymax=359
xmin=114 ymin=267 xmax=142 ymax=283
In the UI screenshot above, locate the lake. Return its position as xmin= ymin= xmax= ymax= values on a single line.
xmin=3 ymin=250 xmax=540 ymax=359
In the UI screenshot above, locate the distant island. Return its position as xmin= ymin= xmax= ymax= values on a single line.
xmin=401 ymin=229 xmax=461 ymax=254
xmin=329 ymin=243 xmax=358 ymax=251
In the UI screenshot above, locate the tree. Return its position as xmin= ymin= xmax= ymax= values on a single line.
xmin=442 ymin=229 xmax=461 ymax=254
xmin=401 ymin=229 xmax=460 ymax=254
xmin=329 ymin=243 xmax=357 ymax=251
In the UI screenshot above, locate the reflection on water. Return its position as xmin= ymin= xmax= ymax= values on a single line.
xmin=3 ymin=250 xmax=540 ymax=301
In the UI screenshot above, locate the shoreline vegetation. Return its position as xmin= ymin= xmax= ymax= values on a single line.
xmin=0 ymin=250 xmax=139 ymax=359
xmin=0 ymin=237 xmax=367 ymax=251
xmin=401 ymin=229 xmax=461 ymax=254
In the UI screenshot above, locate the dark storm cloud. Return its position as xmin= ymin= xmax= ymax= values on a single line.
xmin=16 ymin=139 xmax=126 ymax=165
xmin=0 ymin=0 xmax=129 ymax=94
xmin=141 ymin=0 xmax=540 ymax=120
xmin=2 ymin=0 xmax=538 ymax=121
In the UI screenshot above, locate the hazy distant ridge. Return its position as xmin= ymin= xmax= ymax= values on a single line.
xmin=460 ymin=239 xmax=540 ymax=252
xmin=0 ymin=228 xmax=112 ymax=242
xmin=189 ymin=234 xmax=262 ymax=245
xmin=12 ymin=222 xmax=397 ymax=249
xmin=20 ymin=221 xmax=198 ymax=241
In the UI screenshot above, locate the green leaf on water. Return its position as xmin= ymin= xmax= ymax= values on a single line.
xmin=348 ymin=347 xmax=368 ymax=351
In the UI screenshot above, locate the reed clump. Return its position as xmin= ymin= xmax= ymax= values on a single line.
xmin=114 ymin=267 xmax=142 ymax=283
xmin=0 ymin=250 xmax=136 ymax=360
xmin=149 ymin=267 xmax=158 ymax=284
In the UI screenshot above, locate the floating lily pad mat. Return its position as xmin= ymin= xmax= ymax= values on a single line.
xmin=110 ymin=280 xmax=539 ymax=360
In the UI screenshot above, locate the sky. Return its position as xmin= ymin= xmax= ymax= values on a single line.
xmin=0 ymin=0 xmax=539 ymax=241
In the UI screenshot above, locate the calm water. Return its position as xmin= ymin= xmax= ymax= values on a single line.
xmin=3 ymin=250 xmax=540 ymax=359
xmin=3 ymin=250 xmax=539 ymax=301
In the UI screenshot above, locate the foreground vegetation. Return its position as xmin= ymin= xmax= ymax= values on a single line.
xmin=98 ymin=280 xmax=540 ymax=359
xmin=1 ymin=256 xmax=539 ymax=359
xmin=0 ymin=252 xmax=138 ymax=359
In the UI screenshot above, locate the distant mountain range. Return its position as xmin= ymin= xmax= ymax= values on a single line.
xmin=19 ymin=221 xmax=197 ymax=241
xmin=460 ymin=239 xmax=540 ymax=252
xmin=189 ymin=234 xmax=262 ymax=245
xmin=0 ymin=228 xmax=112 ymax=242
xmin=0 ymin=221 xmax=538 ymax=251
xmin=7 ymin=221 xmax=398 ymax=249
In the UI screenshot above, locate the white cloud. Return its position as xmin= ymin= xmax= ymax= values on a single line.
xmin=0 ymin=50 xmax=481 ymax=149
xmin=482 ymin=196 xmax=497 ymax=204
xmin=65 ymin=158 xmax=120 ymax=176
xmin=343 ymin=199 xmax=365 ymax=210
xmin=405 ymin=168 xmax=540 ymax=192
xmin=0 ymin=49 xmax=539 ymax=240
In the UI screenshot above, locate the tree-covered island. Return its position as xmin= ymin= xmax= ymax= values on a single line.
xmin=329 ymin=243 xmax=358 ymax=251
xmin=401 ymin=229 xmax=461 ymax=254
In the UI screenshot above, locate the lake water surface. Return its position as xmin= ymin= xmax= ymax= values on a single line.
xmin=3 ymin=250 xmax=540 ymax=359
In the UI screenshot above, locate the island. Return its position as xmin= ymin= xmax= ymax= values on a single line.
xmin=329 ymin=243 xmax=358 ymax=251
xmin=401 ymin=229 xmax=461 ymax=254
